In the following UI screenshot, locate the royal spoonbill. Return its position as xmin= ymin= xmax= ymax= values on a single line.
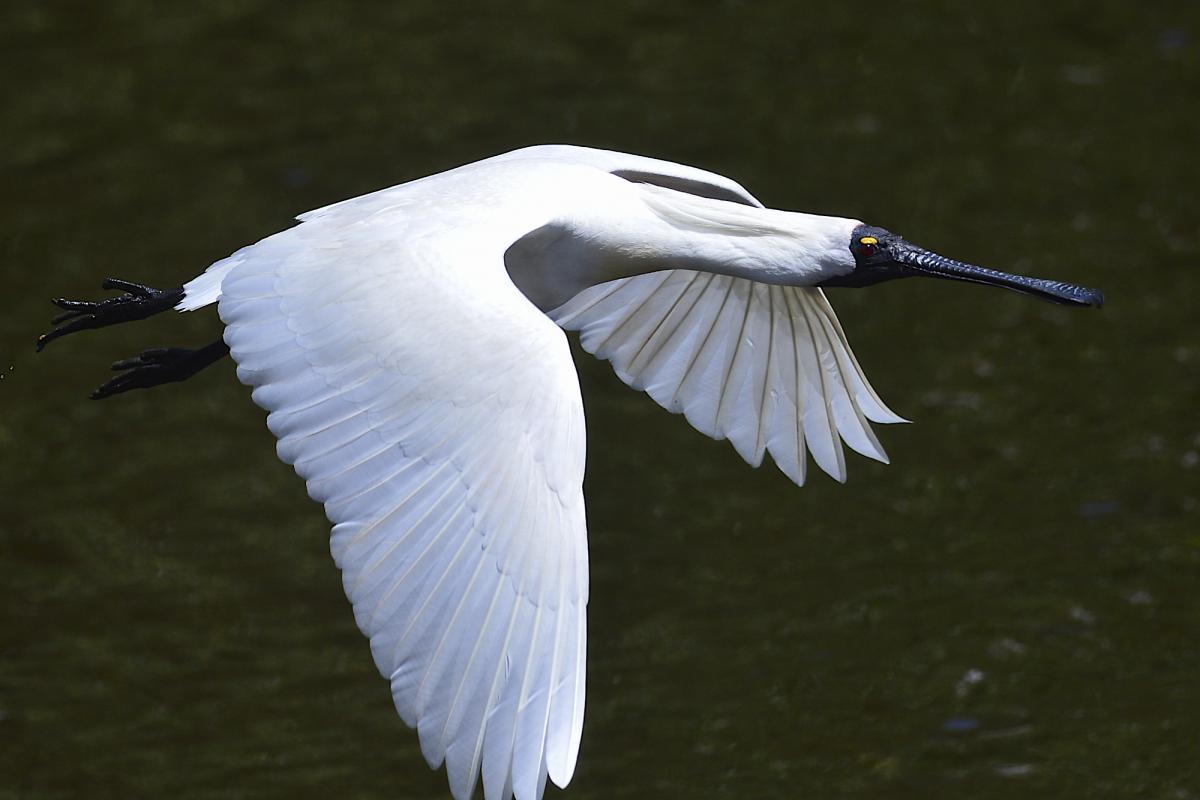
xmin=38 ymin=145 xmax=1102 ymax=800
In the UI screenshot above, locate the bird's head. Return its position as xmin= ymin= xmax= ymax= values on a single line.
xmin=820 ymin=224 xmax=1104 ymax=308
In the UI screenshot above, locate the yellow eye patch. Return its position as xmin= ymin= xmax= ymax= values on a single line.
xmin=859 ymin=236 xmax=878 ymax=245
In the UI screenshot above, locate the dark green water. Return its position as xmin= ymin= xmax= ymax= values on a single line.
xmin=2 ymin=3 xmax=1197 ymax=798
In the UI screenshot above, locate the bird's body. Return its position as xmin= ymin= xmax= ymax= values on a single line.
xmin=39 ymin=145 xmax=1102 ymax=800
xmin=183 ymin=146 xmax=859 ymax=312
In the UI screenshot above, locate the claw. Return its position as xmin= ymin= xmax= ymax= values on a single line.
xmin=91 ymin=340 xmax=230 ymax=400
xmin=37 ymin=315 xmax=100 ymax=352
xmin=50 ymin=298 xmax=99 ymax=324
xmin=102 ymin=278 xmax=157 ymax=297
xmin=111 ymin=348 xmax=171 ymax=371
xmin=51 ymin=310 xmax=84 ymax=325
xmin=92 ymin=348 xmax=187 ymax=399
xmin=36 ymin=280 xmax=184 ymax=352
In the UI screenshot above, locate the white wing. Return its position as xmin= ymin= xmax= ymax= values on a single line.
xmin=550 ymin=271 xmax=906 ymax=485
xmin=215 ymin=221 xmax=587 ymax=800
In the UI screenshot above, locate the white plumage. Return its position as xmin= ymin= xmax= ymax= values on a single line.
xmin=178 ymin=145 xmax=906 ymax=800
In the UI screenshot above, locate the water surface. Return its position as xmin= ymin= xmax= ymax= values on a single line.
xmin=2 ymin=3 xmax=1197 ymax=798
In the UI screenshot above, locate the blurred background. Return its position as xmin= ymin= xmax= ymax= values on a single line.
xmin=1 ymin=2 xmax=1197 ymax=798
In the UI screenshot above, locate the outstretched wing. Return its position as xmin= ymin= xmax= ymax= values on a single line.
xmin=216 ymin=222 xmax=588 ymax=800
xmin=551 ymin=271 xmax=906 ymax=485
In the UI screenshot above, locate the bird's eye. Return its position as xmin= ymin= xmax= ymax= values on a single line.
xmin=858 ymin=236 xmax=879 ymax=257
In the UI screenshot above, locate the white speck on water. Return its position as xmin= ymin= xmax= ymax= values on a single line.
xmin=995 ymin=763 xmax=1035 ymax=778
xmin=978 ymin=723 xmax=1034 ymax=741
xmin=1069 ymin=605 xmax=1096 ymax=626
xmin=987 ymin=637 xmax=1027 ymax=658
xmin=1128 ymin=590 xmax=1154 ymax=606
xmin=955 ymin=668 xmax=986 ymax=698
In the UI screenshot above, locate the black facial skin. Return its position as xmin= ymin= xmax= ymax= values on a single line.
xmin=819 ymin=224 xmax=1104 ymax=308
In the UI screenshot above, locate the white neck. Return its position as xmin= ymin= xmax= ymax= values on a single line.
xmin=506 ymin=179 xmax=861 ymax=311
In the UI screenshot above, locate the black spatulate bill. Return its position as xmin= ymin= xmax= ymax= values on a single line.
xmin=822 ymin=224 xmax=1104 ymax=308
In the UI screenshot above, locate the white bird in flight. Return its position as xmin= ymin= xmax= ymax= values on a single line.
xmin=39 ymin=145 xmax=1102 ymax=800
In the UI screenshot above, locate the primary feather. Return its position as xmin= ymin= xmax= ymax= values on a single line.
xmin=551 ymin=271 xmax=904 ymax=484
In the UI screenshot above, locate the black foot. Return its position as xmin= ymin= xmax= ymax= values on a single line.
xmin=37 ymin=278 xmax=185 ymax=352
xmin=91 ymin=340 xmax=230 ymax=400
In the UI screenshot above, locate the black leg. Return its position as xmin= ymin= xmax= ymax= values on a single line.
xmin=91 ymin=339 xmax=230 ymax=400
xmin=37 ymin=278 xmax=185 ymax=352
